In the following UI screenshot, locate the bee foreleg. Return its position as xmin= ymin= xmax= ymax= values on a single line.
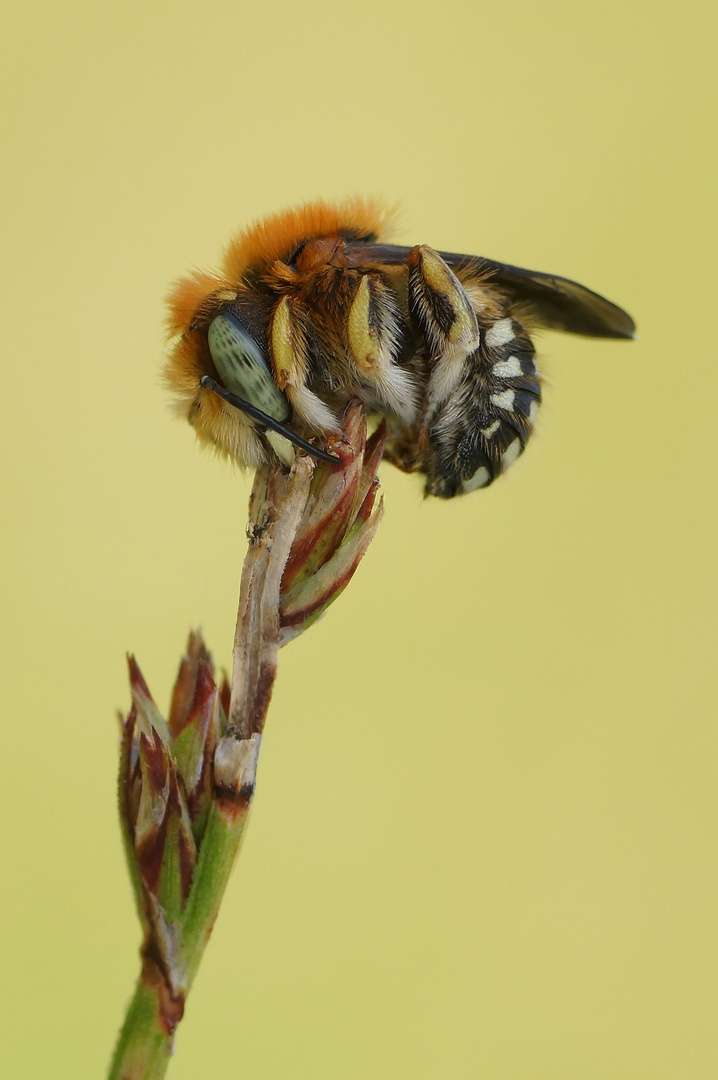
xmin=271 ymin=295 xmax=341 ymax=433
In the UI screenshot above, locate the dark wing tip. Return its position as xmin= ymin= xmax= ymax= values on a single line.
xmin=607 ymin=305 xmax=637 ymax=340
xmin=476 ymin=260 xmax=637 ymax=341
xmin=548 ymin=276 xmax=636 ymax=339
xmin=437 ymin=252 xmax=636 ymax=341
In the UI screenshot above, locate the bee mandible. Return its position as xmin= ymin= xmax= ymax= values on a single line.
xmin=165 ymin=199 xmax=634 ymax=497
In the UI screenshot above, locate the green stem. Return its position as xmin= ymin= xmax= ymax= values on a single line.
xmin=108 ymin=456 xmax=316 ymax=1079
xmin=108 ymin=959 xmax=178 ymax=1080
xmin=107 ymin=803 xmax=250 ymax=1080
xmin=179 ymin=802 xmax=250 ymax=990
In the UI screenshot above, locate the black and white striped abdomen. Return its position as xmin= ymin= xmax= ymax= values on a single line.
xmin=425 ymin=314 xmax=542 ymax=498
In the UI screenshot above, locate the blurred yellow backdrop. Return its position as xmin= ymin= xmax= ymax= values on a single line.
xmin=2 ymin=1 xmax=716 ymax=1077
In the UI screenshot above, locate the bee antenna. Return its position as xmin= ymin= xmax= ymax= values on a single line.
xmin=199 ymin=375 xmax=341 ymax=466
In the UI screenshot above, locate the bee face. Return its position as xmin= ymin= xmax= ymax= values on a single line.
xmin=165 ymin=198 xmax=634 ymax=496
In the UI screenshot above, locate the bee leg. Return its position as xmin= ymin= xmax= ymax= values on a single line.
xmin=271 ymin=296 xmax=341 ymax=434
xmin=346 ymin=273 xmax=419 ymax=423
xmin=423 ymin=316 xmax=541 ymax=497
xmin=383 ymin=424 xmax=426 ymax=473
xmin=408 ymin=245 xmax=481 ymax=425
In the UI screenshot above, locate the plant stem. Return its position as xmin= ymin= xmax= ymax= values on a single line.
xmin=108 ymin=456 xmax=315 ymax=1080
xmin=177 ymin=800 xmax=250 ymax=988
xmin=107 ymin=959 xmax=179 ymax=1080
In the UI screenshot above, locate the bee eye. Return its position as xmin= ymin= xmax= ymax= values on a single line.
xmin=207 ymin=312 xmax=290 ymax=423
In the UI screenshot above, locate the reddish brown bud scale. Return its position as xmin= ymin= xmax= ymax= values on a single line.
xmin=218 ymin=675 xmax=231 ymax=719
xmin=139 ymin=956 xmax=185 ymax=1037
xmin=168 ymin=631 xmax=214 ymax=736
xmin=127 ymin=654 xmax=152 ymax=701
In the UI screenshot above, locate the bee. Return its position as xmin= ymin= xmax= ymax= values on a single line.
xmin=165 ymin=198 xmax=634 ymax=497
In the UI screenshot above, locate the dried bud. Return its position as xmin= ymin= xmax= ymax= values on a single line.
xmin=278 ymin=400 xmax=385 ymax=641
xmin=118 ymin=637 xmax=229 ymax=976
xmin=123 ymin=658 xmax=197 ymax=926
xmin=168 ymin=635 xmax=226 ymax=845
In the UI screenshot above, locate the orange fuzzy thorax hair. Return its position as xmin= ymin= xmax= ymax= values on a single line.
xmin=166 ymin=197 xmax=393 ymax=338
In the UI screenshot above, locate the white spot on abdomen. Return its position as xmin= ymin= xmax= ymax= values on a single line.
xmin=502 ymin=438 xmax=522 ymax=469
xmin=463 ymin=466 xmax=491 ymax=492
xmin=493 ymin=355 xmax=523 ymax=378
xmin=490 ymin=389 xmax=516 ymax=411
xmin=480 ymin=419 xmax=501 ymax=437
xmin=485 ymin=318 xmax=514 ymax=348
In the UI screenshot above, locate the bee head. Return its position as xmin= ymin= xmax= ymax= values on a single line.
xmin=165 ymin=277 xmax=341 ymax=467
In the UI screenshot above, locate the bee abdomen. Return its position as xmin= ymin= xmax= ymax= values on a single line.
xmin=425 ymin=316 xmax=542 ymax=498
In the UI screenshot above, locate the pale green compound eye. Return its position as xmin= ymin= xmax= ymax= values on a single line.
xmin=207 ymin=313 xmax=290 ymax=424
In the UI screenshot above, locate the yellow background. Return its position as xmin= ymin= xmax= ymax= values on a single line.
xmin=2 ymin=2 xmax=716 ymax=1076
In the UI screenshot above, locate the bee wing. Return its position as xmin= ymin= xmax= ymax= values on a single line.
xmin=457 ymin=255 xmax=635 ymax=339
xmin=349 ymin=243 xmax=635 ymax=340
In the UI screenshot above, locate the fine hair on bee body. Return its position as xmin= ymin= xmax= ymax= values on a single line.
xmin=165 ymin=198 xmax=634 ymax=498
